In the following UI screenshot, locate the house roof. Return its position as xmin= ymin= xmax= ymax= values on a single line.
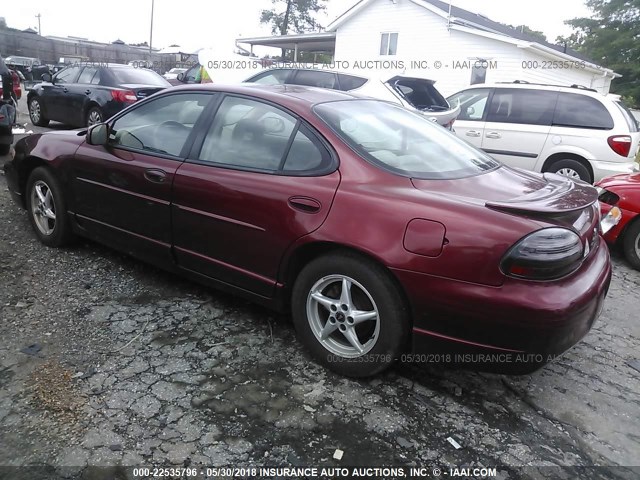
xmin=328 ymin=0 xmax=598 ymax=65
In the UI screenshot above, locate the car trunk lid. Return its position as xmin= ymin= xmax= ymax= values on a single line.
xmin=119 ymin=84 xmax=166 ymax=100
xmin=385 ymin=75 xmax=460 ymax=127
xmin=411 ymin=166 xmax=600 ymax=242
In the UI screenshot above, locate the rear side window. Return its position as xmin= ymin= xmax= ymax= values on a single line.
xmin=337 ymin=73 xmax=368 ymax=91
xmin=77 ymin=67 xmax=98 ymax=84
xmin=553 ymin=93 xmax=614 ymax=130
xmin=487 ymin=89 xmax=557 ymax=126
xmin=290 ymin=70 xmax=337 ymax=89
xmin=248 ymin=69 xmax=291 ymax=85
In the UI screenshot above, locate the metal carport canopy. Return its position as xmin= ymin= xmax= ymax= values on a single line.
xmin=236 ymin=32 xmax=337 ymax=54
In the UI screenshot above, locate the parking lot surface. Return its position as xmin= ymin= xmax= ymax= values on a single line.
xmin=1 ymin=98 xmax=639 ymax=479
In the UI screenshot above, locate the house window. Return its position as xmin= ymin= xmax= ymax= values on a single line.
xmin=380 ymin=32 xmax=398 ymax=56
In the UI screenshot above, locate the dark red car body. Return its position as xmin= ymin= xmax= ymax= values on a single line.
xmin=3 ymin=84 xmax=611 ymax=373
xmin=596 ymin=173 xmax=640 ymax=244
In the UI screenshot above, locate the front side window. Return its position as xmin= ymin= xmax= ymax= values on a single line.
xmin=380 ymin=32 xmax=399 ymax=56
xmin=487 ymin=89 xmax=557 ymax=126
xmin=54 ymin=66 xmax=81 ymax=84
xmin=448 ymin=89 xmax=491 ymax=121
xmin=110 ymin=93 xmax=212 ymax=157
xmin=198 ymin=96 xmax=329 ymax=173
xmin=314 ymin=100 xmax=500 ymax=179
xmin=553 ymin=93 xmax=614 ymax=130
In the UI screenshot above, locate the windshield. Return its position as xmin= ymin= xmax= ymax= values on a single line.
xmin=111 ymin=68 xmax=170 ymax=86
xmin=314 ymin=100 xmax=500 ymax=179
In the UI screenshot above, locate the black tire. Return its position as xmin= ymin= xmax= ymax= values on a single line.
xmin=623 ymin=219 xmax=640 ymax=270
xmin=85 ymin=106 xmax=104 ymax=127
xmin=28 ymin=97 xmax=49 ymax=127
xmin=25 ymin=167 xmax=75 ymax=247
xmin=291 ymin=252 xmax=410 ymax=377
xmin=546 ymin=159 xmax=592 ymax=183
xmin=0 ymin=144 xmax=10 ymax=155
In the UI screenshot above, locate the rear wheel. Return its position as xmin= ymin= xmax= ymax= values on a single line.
xmin=86 ymin=106 xmax=104 ymax=127
xmin=291 ymin=252 xmax=409 ymax=377
xmin=29 ymin=97 xmax=49 ymax=127
xmin=547 ymin=159 xmax=592 ymax=183
xmin=623 ymin=219 xmax=640 ymax=270
xmin=26 ymin=167 xmax=75 ymax=247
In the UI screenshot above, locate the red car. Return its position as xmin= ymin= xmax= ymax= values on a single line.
xmin=0 ymin=69 xmax=22 ymax=101
xmin=596 ymin=172 xmax=640 ymax=269
xmin=3 ymin=84 xmax=611 ymax=377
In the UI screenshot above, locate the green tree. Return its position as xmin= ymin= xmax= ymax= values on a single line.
xmin=260 ymin=0 xmax=327 ymax=60
xmin=559 ymin=0 xmax=640 ymax=106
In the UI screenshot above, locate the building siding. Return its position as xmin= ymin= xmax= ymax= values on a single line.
xmin=333 ymin=0 xmax=612 ymax=96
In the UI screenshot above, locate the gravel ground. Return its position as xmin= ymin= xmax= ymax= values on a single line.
xmin=0 ymin=97 xmax=639 ymax=480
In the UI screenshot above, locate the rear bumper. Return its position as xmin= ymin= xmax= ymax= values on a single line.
xmin=393 ymin=239 xmax=611 ymax=373
xmin=590 ymin=159 xmax=636 ymax=183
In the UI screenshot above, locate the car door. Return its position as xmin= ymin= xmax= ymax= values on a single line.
xmin=70 ymin=92 xmax=214 ymax=266
xmin=43 ymin=65 xmax=82 ymax=122
xmin=446 ymin=88 xmax=492 ymax=149
xmin=65 ymin=66 xmax=99 ymax=126
xmin=481 ymin=88 xmax=558 ymax=171
xmin=172 ymin=94 xmax=340 ymax=298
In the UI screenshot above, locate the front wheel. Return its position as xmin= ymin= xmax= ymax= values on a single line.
xmin=623 ymin=219 xmax=640 ymax=270
xmin=29 ymin=97 xmax=49 ymax=127
xmin=291 ymin=252 xmax=410 ymax=377
xmin=26 ymin=167 xmax=75 ymax=247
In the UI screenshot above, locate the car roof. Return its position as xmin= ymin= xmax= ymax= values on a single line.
xmin=248 ymin=66 xmax=436 ymax=84
xmin=166 ymin=83 xmax=366 ymax=107
xmin=457 ymin=82 xmax=604 ymax=97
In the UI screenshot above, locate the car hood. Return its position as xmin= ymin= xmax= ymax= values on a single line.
xmin=412 ymin=166 xmax=598 ymax=214
xmin=596 ymin=172 xmax=640 ymax=190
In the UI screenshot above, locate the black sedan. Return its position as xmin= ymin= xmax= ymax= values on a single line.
xmin=27 ymin=63 xmax=171 ymax=128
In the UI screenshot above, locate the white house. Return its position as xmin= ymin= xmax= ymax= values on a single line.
xmin=238 ymin=0 xmax=618 ymax=96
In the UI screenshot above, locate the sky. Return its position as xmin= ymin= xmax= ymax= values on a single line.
xmin=5 ymin=0 xmax=592 ymax=55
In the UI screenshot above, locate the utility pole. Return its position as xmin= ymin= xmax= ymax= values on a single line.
xmin=35 ymin=13 xmax=41 ymax=35
xmin=149 ymin=0 xmax=155 ymax=55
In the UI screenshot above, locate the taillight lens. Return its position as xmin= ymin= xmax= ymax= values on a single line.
xmin=501 ymin=228 xmax=584 ymax=280
xmin=111 ymin=89 xmax=138 ymax=103
xmin=607 ymin=135 xmax=632 ymax=157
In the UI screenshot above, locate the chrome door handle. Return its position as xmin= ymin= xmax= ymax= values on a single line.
xmin=465 ymin=130 xmax=481 ymax=137
xmin=486 ymin=132 xmax=501 ymax=139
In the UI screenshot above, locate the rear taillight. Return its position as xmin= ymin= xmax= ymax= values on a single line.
xmin=111 ymin=89 xmax=138 ymax=103
xmin=607 ymin=135 xmax=632 ymax=157
xmin=501 ymin=228 xmax=584 ymax=280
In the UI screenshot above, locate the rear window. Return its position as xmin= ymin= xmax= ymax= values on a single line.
xmin=337 ymin=73 xmax=368 ymax=91
xmin=614 ymin=101 xmax=639 ymax=132
xmin=390 ymin=77 xmax=449 ymax=111
xmin=314 ymin=100 xmax=499 ymax=180
xmin=110 ymin=67 xmax=170 ymax=87
xmin=553 ymin=93 xmax=614 ymax=130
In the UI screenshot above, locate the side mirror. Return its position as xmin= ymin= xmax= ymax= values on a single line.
xmin=177 ymin=72 xmax=185 ymax=82
xmin=41 ymin=73 xmax=52 ymax=82
xmin=87 ymin=123 xmax=109 ymax=146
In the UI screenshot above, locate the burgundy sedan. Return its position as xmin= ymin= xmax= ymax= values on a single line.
xmin=3 ymin=84 xmax=611 ymax=377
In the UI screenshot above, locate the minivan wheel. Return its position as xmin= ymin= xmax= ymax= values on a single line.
xmin=29 ymin=97 xmax=50 ymax=127
xmin=623 ymin=219 xmax=640 ymax=270
xmin=291 ymin=253 xmax=409 ymax=377
xmin=26 ymin=167 xmax=75 ymax=247
xmin=547 ymin=159 xmax=592 ymax=183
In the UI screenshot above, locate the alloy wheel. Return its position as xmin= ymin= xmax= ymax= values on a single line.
xmin=30 ymin=180 xmax=56 ymax=236
xmin=306 ymin=274 xmax=380 ymax=358
xmin=87 ymin=110 xmax=102 ymax=126
xmin=30 ymin=100 xmax=41 ymax=124
xmin=556 ymin=168 xmax=581 ymax=180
